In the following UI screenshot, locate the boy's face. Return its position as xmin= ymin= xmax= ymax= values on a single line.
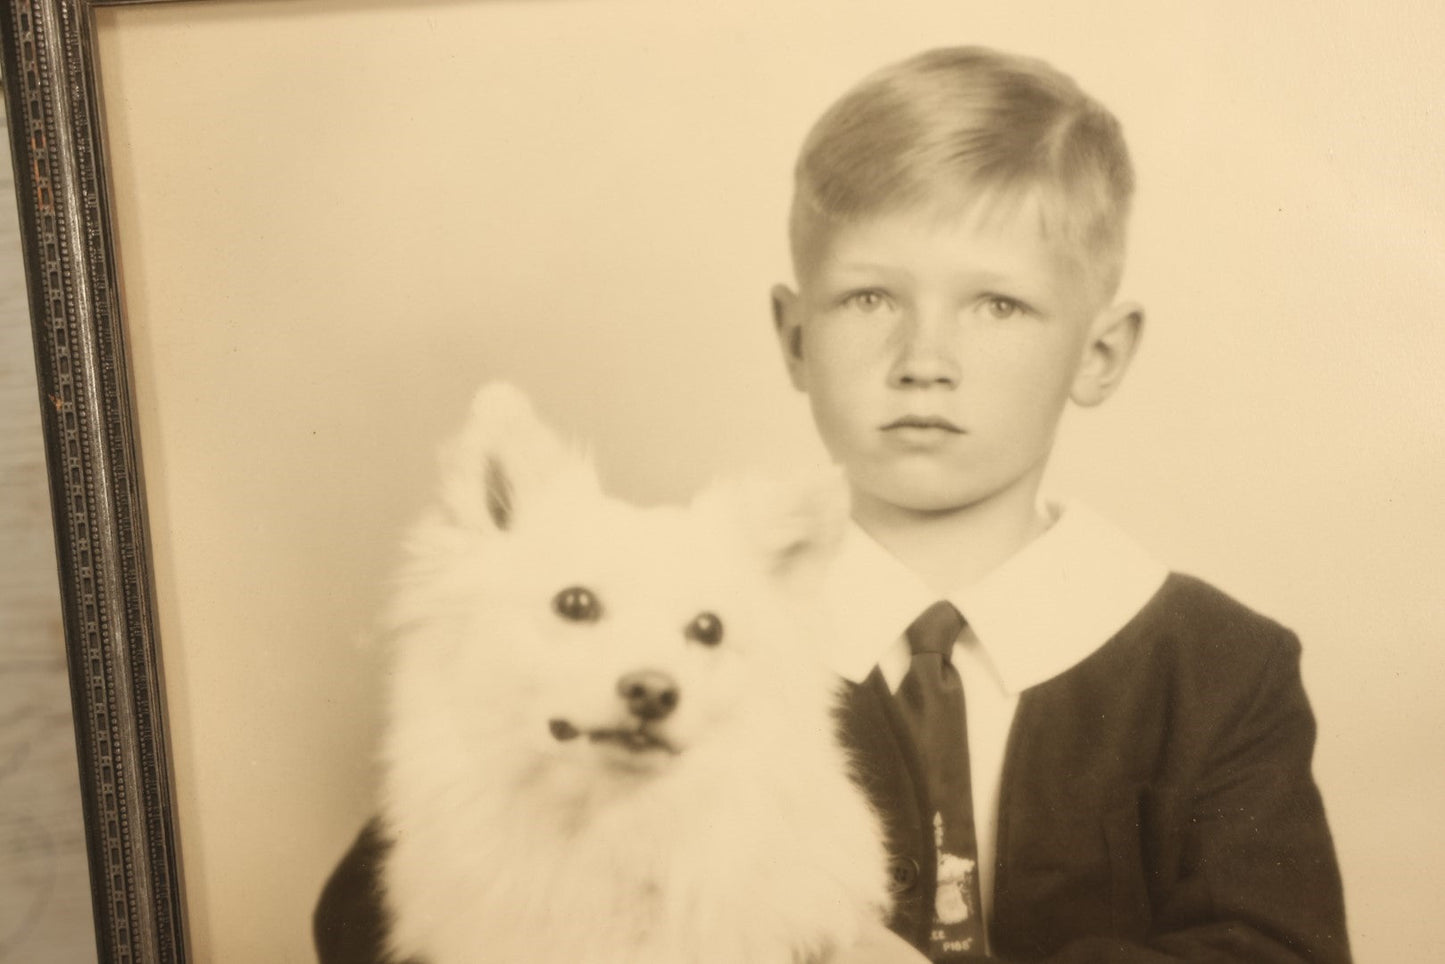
xmin=773 ymin=202 xmax=1141 ymax=527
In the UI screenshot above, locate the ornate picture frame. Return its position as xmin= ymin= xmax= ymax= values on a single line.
xmin=4 ymin=5 xmax=836 ymax=959
xmin=3 ymin=1 xmax=185 ymax=961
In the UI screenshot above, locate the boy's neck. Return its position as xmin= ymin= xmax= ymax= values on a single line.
xmin=850 ymin=485 xmax=1053 ymax=596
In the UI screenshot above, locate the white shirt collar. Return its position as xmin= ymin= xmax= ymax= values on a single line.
xmin=821 ymin=501 xmax=1168 ymax=694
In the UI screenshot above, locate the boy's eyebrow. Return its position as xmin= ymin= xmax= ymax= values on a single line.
xmin=822 ymin=260 xmax=911 ymax=277
xmin=820 ymin=260 xmax=1047 ymax=291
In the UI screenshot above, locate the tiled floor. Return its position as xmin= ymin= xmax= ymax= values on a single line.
xmin=0 ymin=106 xmax=98 ymax=961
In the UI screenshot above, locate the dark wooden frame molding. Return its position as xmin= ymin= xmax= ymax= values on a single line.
xmin=2 ymin=1 xmax=193 ymax=961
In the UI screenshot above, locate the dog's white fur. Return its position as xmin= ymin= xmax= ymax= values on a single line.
xmin=379 ymin=385 xmax=891 ymax=964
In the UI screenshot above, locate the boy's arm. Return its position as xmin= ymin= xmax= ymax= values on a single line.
xmin=1029 ymin=634 xmax=1350 ymax=964
xmin=313 ymin=818 xmax=397 ymax=964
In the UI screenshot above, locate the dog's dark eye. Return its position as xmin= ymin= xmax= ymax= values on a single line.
xmin=553 ymin=586 xmax=602 ymax=622
xmin=685 ymin=611 xmax=723 ymax=646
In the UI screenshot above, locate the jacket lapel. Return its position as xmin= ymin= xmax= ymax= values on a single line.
xmin=837 ymin=669 xmax=934 ymax=949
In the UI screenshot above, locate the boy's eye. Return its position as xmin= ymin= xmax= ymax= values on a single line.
xmin=553 ymin=586 xmax=602 ymax=622
xmin=982 ymin=296 xmax=1026 ymax=320
xmin=843 ymin=290 xmax=891 ymax=313
xmin=684 ymin=612 xmax=724 ymax=646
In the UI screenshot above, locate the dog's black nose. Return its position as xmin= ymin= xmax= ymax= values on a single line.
xmin=616 ymin=670 xmax=680 ymax=721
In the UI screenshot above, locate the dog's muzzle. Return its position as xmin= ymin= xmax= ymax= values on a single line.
xmin=548 ymin=668 xmax=682 ymax=754
xmin=615 ymin=669 xmax=679 ymax=722
xmin=549 ymin=719 xmax=581 ymax=741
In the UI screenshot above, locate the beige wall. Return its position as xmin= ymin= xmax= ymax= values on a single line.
xmin=96 ymin=1 xmax=1444 ymax=960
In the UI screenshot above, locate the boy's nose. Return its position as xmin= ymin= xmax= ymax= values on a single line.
xmin=889 ymin=314 xmax=960 ymax=388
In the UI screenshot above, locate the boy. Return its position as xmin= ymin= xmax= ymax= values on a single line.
xmin=775 ymin=47 xmax=1350 ymax=962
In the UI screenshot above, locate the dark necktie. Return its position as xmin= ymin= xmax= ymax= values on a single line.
xmin=896 ymin=601 xmax=985 ymax=960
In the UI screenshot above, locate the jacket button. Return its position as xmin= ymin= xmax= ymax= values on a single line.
xmin=889 ymin=856 xmax=919 ymax=891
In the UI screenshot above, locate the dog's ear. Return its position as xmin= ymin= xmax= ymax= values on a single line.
xmin=439 ymin=383 xmax=591 ymax=533
xmin=699 ymin=468 xmax=849 ymax=577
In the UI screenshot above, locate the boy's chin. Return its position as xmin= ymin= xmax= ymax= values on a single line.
xmin=846 ymin=475 xmax=1036 ymax=523
xmin=848 ymin=479 xmax=982 ymax=519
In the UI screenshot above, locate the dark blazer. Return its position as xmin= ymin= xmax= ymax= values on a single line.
xmin=841 ymin=573 xmax=1350 ymax=962
xmin=314 ymin=573 xmax=1350 ymax=963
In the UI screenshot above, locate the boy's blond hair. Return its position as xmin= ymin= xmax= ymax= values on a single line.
xmin=790 ymin=46 xmax=1134 ymax=301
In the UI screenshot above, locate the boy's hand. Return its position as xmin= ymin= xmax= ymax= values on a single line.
xmin=821 ymin=922 xmax=934 ymax=963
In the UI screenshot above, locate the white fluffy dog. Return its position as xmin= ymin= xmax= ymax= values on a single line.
xmin=378 ymin=385 xmax=891 ymax=964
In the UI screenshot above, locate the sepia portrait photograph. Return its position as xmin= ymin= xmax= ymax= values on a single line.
xmin=2 ymin=0 xmax=1442 ymax=962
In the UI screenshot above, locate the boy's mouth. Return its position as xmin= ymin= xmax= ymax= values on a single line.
xmin=881 ymin=415 xmax=963 ymax=433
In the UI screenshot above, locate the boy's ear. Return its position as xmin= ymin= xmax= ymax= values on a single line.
xmin=438 ymin=382 xmax=592 ymax=533
xmin=1071 ymin=301 xmax=1144 ymax=408
xmin=770 ymin=283 xmax=808 ymax=391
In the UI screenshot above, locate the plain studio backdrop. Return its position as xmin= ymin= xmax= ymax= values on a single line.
xmin=89 ymin=0 xmax=1441 ymax=960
